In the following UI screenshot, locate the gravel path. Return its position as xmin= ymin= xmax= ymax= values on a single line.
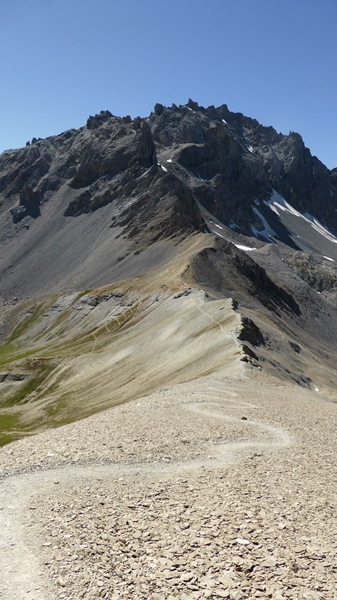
xmin=1 ymin=373 xmax=337 ymax=599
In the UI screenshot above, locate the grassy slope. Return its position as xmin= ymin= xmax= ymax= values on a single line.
xmin=0 ymin=237 xmax=243 ymax=446
xmin=3 ymin=231 xmax=337 ymax=447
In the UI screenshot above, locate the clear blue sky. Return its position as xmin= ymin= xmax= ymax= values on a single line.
xmin=1 ymin=0 xmax=336 ymax=168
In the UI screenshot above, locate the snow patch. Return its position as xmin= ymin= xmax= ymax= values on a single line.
xmin=229 ymin=222 xmax=239 ymax=230
xmin=265 ymin=190 xmax=337 ymax=244
xmin=323 ymin=256 xmax=334 ymax=262
xmin=264 ymin=191 xmax=301 ymax=217
xmin=235 ymin=244 xmax=257 ymax=252
xmin=166 ymin=159 xmax=172 ymax=163
xmin=303 ymin=213 xmax=337 ymax=244
xmin=252 ymin=207 xmax=277 ymax=242
xmin=160 ymin=165 xmax=167 ymax=173
xmin=243 ymin=135 xmax=253 ymax=153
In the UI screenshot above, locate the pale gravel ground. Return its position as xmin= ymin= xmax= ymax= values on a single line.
xmin=1 ymin=371 xmax=337 ymax=599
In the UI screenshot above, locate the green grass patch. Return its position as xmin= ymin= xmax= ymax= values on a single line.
xmin=0 ymin=343 xmax=15 ymax=365
xmin=0 ymin=413 xmax=24 ymax=447
xmin=6 ymin=303 xmax=45 ymax=343
xmin=0 ymin=343 xmax=50 ymax=368
xmin=1 ymin=359 xmax=57 ymax=408
xmin=34 ymin=310 xmax=70 ymax=342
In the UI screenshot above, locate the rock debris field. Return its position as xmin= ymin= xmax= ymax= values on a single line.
xmin=1 ymin=372 xmax=337 ymax=600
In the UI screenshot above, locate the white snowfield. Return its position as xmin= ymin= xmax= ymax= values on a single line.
xmin=234 ymin=244 xmax=257 ymax=252
xmin=264 ymin=190 xmax=337 ymax=244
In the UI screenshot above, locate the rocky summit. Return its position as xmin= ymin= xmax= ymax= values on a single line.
xmin=1 ymin=101 xmax=337 ymax=599
xmin=1 ymin=99 xmax=337 ymax=304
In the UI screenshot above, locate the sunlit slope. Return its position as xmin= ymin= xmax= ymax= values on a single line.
xmin=0 ymin=280 xmax=242 ymax=445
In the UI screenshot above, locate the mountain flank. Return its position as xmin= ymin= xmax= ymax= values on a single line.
xmin=1 ymin=100 xmax=337 ymax=444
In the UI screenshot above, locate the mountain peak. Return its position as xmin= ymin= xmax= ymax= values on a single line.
xmin=0 ymin=100 xmax=336 ymax=305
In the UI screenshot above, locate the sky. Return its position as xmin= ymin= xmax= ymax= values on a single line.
xmin=0 ymin=0 xmax=336 ymax=168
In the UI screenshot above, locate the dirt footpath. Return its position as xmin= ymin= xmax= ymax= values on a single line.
xmin=1 ymin=373 xmax=337 ymax=599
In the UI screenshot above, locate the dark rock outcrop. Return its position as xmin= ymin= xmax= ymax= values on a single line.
xmin=190 ymin=239 xmax=301 ymax=316
xmin=69 ymin=118 xmax=156 ymax=189
xmin=86 ymin=110 xmax=113 ymax=129
xmin=11 ymin=186 xmax=41 ymax=222
xmin=238 ymin=317 xmax=265 ymax=346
